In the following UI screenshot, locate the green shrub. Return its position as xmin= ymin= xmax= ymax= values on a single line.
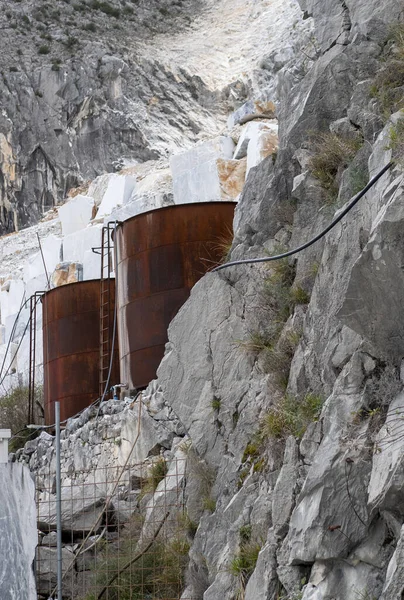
xmin=242 ymin=442 xmax=260 ymax=463
xmin=237 ymin=255 xmax=302 ymax=388
xmin=290 ymin=286 xmax=310 ymax=305
xmin=145 ymin=457 xmax=168 ymax=492
xmin=261 ymin=393 xmax=323 ymax=440
xmin=203 ymin=496 xmax=216 ymax=513
xmin=211 ymin=397 xmax=221 ymax=411
xmin=181 ymin=444 xmax=216 ymax=513
xmin=239 ymin=525 xmax=252 ymax=543
xmin=38 ymin=44 xmax=50 ymax=54
xmin=64 ymin=35 xmax=79 ymax=49
xmin=370 ymin=25 xmax=404 ymax=118
xmin=308 ymin=133 xmax=362 ymax=201
xmin=262 ymin=328 xmax=301 ymax=390
xmin=96 ymin=1 xmax=120 ymax=17
xmin=386 ymin=117 xmax=404 ymax=164
xmin=73 ymin=2 xmax=87 ymax=11
xmin=229 ymin=540 xmax=261 ymax=588
xmin=51 ymin=59 xmax=61 ymax=71
xmin=0 ymin=386 xmax=43 ymax=452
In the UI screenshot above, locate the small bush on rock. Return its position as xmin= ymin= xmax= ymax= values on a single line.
xmin=143 ymin=457 xmax=168 ymax=494
xmin=229 ymin=531 xmax=261 ymax=593
xmin=308 ymin=133 xmax=362 ymax=201
xmin=387 ymin=117 xmax=404 ymax=164
xmin=371 ymin=24 xmax=404 ymax=118
xmin=261 ymin=393 xmax=323 ymax=440
xmin=38 ymin=44 xmax=50 ymax=54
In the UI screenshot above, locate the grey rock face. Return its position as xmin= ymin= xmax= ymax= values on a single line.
xmin=338 ymin=172 xmax=404 ymax=360
xmin=0 ymin=0 xmax=225 ymax=233
xmin=380 ymin=525 xmax=404 ymax=600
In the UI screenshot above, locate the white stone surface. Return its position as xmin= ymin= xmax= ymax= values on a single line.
xmin=96 ymin=174 xmax=137 ymax=219
xmin=88 ymin=173 xmax=111 ymax=207
xmin=0 ymin=429 xmax=11 ymax=463
xmin=58 ymin=194 xmax=95 ymax=236
xmin=22 ymin=234 xmax=62 ymax=284
xmin=62 ymin=225 xmax=103 ymax=280
xmin=0 ymin=279 xmax=25 ymax=325
xmin=0 ymin=462 xmax=36 ymax=599
xmin=170 ymin=136 xmax=235 ymax=205
xmin=108 ymin=167 xmax=174 ymax=222
xmin=246 ymin=126 xmax=278 ymax=174
xmin=233 ymin=120 xmax=278 ymax=159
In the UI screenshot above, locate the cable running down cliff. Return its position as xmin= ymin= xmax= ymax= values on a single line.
xmin=213 ymin=161 xmax=393 ymax=272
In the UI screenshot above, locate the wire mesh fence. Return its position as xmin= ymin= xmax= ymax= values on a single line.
xmin=36 ymin=456 xmax=188 ymax=600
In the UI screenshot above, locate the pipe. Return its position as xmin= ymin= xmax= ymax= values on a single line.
xmin=112 ymin=383 xmax=128 ymax=401
xmin=55 ymin=401 xmax=63 ymax=600
xmin=213 ymin=161 xmax=393 ymax=272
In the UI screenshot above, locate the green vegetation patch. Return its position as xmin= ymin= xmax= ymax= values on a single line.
xmin=308 ymin=133 xmax=362 ymax=201
xmin=261 ymin=393 xmax=323 ymax=440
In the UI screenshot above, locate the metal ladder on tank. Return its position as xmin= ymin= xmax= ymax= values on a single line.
xmin=99 ymin=224 xmax=114 ymax=399
xmin=28 ymin=291 xmax=45 ymax=424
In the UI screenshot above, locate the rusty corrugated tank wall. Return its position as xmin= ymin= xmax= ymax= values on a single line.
xmin=42 ymin=280 xmax=119 ymax=425
xmin=115 ymin=202 xmax=236 ymax=391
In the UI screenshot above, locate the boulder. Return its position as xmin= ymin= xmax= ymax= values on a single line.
xmin=51 ymin=262 xmax=83 ymax=287
xmin=37 ymin=484 xmax=107 ymax=533
xmin=227 ymin=100 xmax=276 ymax=129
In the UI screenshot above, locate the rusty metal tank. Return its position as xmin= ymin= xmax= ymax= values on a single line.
xmin=42 ymin=280 xmax=120 ymax=425
xmin=115 ymin=202 xmax=236 ymax=391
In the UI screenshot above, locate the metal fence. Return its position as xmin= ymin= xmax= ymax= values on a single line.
xmin=35 ymin=456 xmax=188 ymax=600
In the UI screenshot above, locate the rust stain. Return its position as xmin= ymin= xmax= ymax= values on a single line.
xmin=115 ymin=202 xmax=236 ymax=390
xmin=43 ymin=279 xmax=119 ymax=425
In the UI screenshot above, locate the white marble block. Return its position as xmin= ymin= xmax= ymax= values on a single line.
xmin=170 ymin=136 xmax=240 ymax=204
xmin=96 ymin=174 xmax=137 ymax=218
xmin=58 ymin=194 xmax=95 ymax=236
xmin=0 ymin=430 xmax=11 ymax=463
xmin=63 ymin=225 xmax=103 ymax=281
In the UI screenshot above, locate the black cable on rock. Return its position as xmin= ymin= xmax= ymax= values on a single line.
xmin=213 ymin=161 xmax=393 ymax=272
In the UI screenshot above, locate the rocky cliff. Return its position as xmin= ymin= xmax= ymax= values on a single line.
xmin=0 ymin=0 xmax=220 ymax=233
xmin=11 ymin=0 xmax=404 ymax=599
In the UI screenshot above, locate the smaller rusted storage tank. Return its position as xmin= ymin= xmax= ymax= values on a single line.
xmin=43 ymin=280 xmax=120 ymax=425
xmin=115 ymin=202 xmax=236 ymax=391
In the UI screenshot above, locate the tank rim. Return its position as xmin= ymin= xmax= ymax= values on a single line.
xmin=111 ymin=200 xmax=237 ymax=239
xmin=42 ymin=278 xmax=115 ymax=298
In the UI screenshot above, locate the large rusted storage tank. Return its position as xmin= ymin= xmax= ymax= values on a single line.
xmin=115 ymin=202 xmax=236 ymax=391
xmin=43 ymin=280 xmax=120 ymax=425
